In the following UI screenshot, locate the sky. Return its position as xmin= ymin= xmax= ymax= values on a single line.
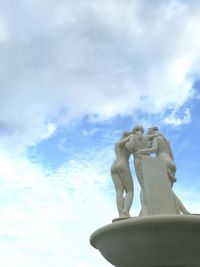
xmin=0 ymin=0 xmax=200 ymax=266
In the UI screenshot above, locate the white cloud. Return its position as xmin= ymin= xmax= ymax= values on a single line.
xmin=0 ymin=22 xmax=8 ymax=42
xmin=0 ymin=150 xmax=199 ymax=267
xmin=164 ymin=107 xmax=191 ymax=126
xmin=1 ymin=3 xmax=200 ymax=266
xmin=39 ymin=122 xmax=56 ymax=140
xmin=171 ymin=56 xmax=193 ymax=83
xmin=0 ymin=152 xmax=114 ymax=267
xmin=0 ymin=0 xmax=199 ymax=150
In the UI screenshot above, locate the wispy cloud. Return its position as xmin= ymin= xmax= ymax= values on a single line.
xmin=1 ymin=1 xmax=200 ymax=266
xmin=164 ymin=108 xmax=191 ymax=126
xmin=0 ymin=0 xmax=199 ymax=150
xmin=0 ymin=149 xmax=199 ymax=267
xmin=0 ymin=152 xmax=114 ymax=267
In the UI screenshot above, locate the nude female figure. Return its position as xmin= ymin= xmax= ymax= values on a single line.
xmin=111 ymin=132 xmax=133 ymax=219
xmin=137 ymin=127 xmax=189 ymax=214
xmin=125 ymin=125 xmax=149 ymax=216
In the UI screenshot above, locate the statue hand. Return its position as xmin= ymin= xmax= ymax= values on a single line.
xmin=135 ymin=151 xmax=142 ymax=159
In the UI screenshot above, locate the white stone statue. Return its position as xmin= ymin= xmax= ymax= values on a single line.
xmin=139 ymin=127 xmax=177 ymax=185
xmin=125 ymin=125 xmax=150 ymax=216
xmin=111 ymin=131 xmax=133 ymax=219
xmin=111 ymin=125 xmax=189 ymax=219
xmin=92 ymin=127 xmax=197 ymax=267
xmin=137 ymin=126 xmax=189 ymax=215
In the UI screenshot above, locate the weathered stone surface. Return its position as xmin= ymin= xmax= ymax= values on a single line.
xmin=90 ymin=215 xmax=200 ymax=267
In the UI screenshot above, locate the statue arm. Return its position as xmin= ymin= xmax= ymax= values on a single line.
xmin=147 ymin=133 xmax=160 ymax=140
xmin=125 ymin=134 xmax=135 ymax=152
xmin=137 ymin=138 xmax=159 ymax=154
xmin=117 ymin=135 xmax=131 ymax=146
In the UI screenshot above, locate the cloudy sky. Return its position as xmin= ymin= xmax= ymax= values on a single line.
xmin=1 ymin=0 xmax=200 ymax=266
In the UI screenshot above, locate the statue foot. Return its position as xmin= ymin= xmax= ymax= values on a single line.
xmin=112 ymin=211 xmax=131 ymax=223
xmin=182 ymin=210 xmax=190 ymax=215
xmin=120 ymin=211 xmax=130 ymax=218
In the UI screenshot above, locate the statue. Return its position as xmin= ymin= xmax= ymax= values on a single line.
xmin=125 ymin=125 xmax=149 ymax=216
xmin=137 ymin=126 xmax=189 ymax=214
xmin=137 ymin=126 xmax=177 ymax=185
xmin=111 ymin=125 xmax=189 ymax=218
xmin=111 ymin=131 xmax=133 ymax=219
xmin=91 ymin=127 xmax=196 ymax=267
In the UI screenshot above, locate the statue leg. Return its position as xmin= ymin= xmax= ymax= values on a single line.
xmin=173 ymin=193 xmax=190 ymax=214
xmin=134 ymin=158 xmax=149 ymax=216
xmin=169 ymin=170 xmax=190 ymax=214
xmin=120 ymin=167 xmax=133 ymax=217
xmin=111 ymin=169 xmax=124 ymax=216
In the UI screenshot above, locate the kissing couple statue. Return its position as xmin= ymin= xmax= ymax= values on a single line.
xmin=111 ymin=125 xmax=189 ymax=220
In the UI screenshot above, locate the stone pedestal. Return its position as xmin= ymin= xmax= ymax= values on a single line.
xmin=90 ymin=215 xmax=200 ymax=267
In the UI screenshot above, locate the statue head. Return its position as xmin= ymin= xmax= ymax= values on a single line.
xmin=132 ymin=125 xmax=144 ymax=134
xmin=147 ymin=126 xmax=159 ymax=135
xmin=122 ymin=131 xmax=131 ymax=138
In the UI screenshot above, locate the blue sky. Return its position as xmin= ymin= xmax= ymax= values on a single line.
xmin=1 ymin=1 xmax=200 ymax=266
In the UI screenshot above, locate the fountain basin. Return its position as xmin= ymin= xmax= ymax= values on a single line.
xmin=90 ymin=215 xmax=200 ymax=267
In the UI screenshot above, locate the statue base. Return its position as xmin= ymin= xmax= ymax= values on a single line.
xmin=90 ymin=215 xmax=200 ymax=267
